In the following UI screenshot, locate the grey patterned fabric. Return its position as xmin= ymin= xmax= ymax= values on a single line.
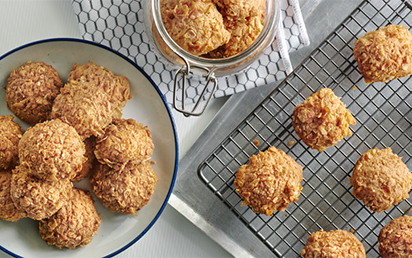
xmin=71 ymin=0 xmax=309 ymax=105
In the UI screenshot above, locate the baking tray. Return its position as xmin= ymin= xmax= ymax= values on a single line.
xmin=197 ymin=0 xmax=412 ymax=257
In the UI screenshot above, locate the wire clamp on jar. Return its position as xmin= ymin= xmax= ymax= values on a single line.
xmin=173 ymin=63 xmax=217 ymax=117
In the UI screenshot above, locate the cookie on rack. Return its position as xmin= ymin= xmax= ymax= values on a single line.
xmin=378 ymin=215 xmax=412 ymax=258
xmin=292 ymin=88 xmax=356 ymax=152
xmin=5 ymin=61 xmax=63 ymax=124
xmin=353 ymin=24 xmax=412 ymax=84
xmin=350 ymin=147 xmax=412 ymax=213
xmin=301 ymin=229 xmax=366 ymax=258
xmin=234 ymin=146 xmax=303 ymax=216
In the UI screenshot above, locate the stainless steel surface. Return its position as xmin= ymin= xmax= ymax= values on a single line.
xmin=169 ymin=0 xmax=364 ymax=257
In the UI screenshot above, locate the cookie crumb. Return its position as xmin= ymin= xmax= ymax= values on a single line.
xmin=253 ymin=139 xmax=260 ymax=147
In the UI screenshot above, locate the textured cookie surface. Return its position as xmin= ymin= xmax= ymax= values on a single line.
xmin=350 ymin=147 xmax=412 ymax=213
xmin=18 ymin=119 xmax=85 ymax=181
xmin=39 ymin=188 xmax=101 ymax=249
xmin=10 ymin=166 xmax=72 ymax=220
xmin=301 ymin=229 xmax=366 ymax=258
xmin=161 ymin=0 xmax=231 ymax=56
xmin=0 ymin=115 xmax=22 ymax=170
xmin=234 ymin=146 xmax=303 ymax=215
xmin=5 ymin=61 xmax=62 ymax=124
xmin=94 ymin=118 xmax=154 ymax=170
xmin=354 ymin=24 xmax=412 ymax=84
xmin=378 ymin=215 xmax=412 ymax=258
xmin=292 ymin=88 xmax=356 ymax=152
xmin=0 ymin=170 xmax=26 ymax=222
xmin=91 ymin=161 xmax=158 ymax=215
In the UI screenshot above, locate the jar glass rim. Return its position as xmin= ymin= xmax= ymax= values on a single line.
xmin=152 ymin=0 xmax=280 ymax=69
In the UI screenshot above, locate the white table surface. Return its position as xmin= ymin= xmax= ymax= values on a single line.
xmin=0 ymin=0 xmax=232 ymax=257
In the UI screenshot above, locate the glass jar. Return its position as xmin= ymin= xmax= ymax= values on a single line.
xmin=143 ymin=0 xmax=280 ymax=116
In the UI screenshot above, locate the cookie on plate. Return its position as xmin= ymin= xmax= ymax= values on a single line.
xmin=350 ymin=147 xmax=412 ymax=213
xmin=91 ymin=160 xmax=158 ymax=215
xmin=0 ymin=169 xmax=26 ymax=222
xmin=94 ymin=118 xmax=154 ymax=170
xmin=0 ymin=115 xmax=22 ymax=170
xmin=10 ymin=165 xmax=72 ymax=220
xmin=5 ymin=61 xmax=62 ymax=124
xmin=18 ymin=119 xmax=85 ymax=182
xmin=39 ymin=188 xmax=101 ymax=249
xmin=234 ymin=146 xmax=303 ymax=215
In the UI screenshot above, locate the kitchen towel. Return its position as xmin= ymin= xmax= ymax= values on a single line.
xmin=71 ymin=0 xmax=309 ymax=107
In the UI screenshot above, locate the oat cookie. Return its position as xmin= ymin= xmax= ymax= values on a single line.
xmin=0 ymin=169 xmax=26 ymax=222
xmin=39 ymin=188 xmax=101 ymax=249
xmin=292 ymin=88 xmax=356 ymax=152
xmin=0 ymin=115 xmax=22 ymax=170
xmin=378 ymin=215 xmax=412 ymax=258
xmin=234 ymin=146 xmax=303 ymax=215
xmin=301 ymin=229 xmax=366 ymax=258
xmin=160 ymin=0 xmax=231 ymax=56
xmin=5 ymin=61 xmax=62 ymax=124
xmin=91 ymin=161 xmax=158 ymax=215
xmin=94 ymin=118 xmax=154 ymax=170
xmin=10 ymin=166 xmax=72 ymax=220
xmin=18 ymin=119 xmax=85 ymax=181
xmin=350 ymin=147 xmax=412 ymax=213
xmin=354 ymin=24 xmax=412 ymax=84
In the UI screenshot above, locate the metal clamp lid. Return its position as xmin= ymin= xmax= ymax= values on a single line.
xmin=173 ymin=61 xmax=218 ymax=117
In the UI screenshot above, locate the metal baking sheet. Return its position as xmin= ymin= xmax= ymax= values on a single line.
xmin=167 ymin=0 xmax=412 ymax=257
xmin=196 ymin=0 xmax=412 ymax=257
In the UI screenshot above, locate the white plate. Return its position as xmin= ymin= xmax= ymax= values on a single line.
xmin=0 ymin=38 xmax=178 ymax=258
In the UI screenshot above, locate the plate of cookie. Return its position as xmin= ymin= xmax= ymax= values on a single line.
xmin=0 ymin=38 xmax=178 ymax=258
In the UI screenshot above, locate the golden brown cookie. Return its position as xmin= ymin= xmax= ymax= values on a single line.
xmin=350 ymin=147 xmax=412 ymax=213
xmin=353 ymin=24 xmax=412 ymax=84
xmin=209 ymin=0 xmax=265 ymax=58
xmin=301 ymin=229 xmax=366 ymax=258
xmin=292 ymin=88 xmax=356 ymax=152
xmin=39 ymin=188 xmax=101 ymax=249
xmin=0 ymin=115 xmax=22 ymax=170
xmin=160 ymin=0 xmax=231 ymax=56
xmin=208 ymin=14 xmax=264 ymax=58
xmin=10 ymin=165 xmax=72 ymax=220
xmin=94 ymin=118 xmax=154 ymax=170
xmin=234 ymin=146 xmax=303 ymax=215
xmin=18 ymin=119 xmax=85 ymax=181
xmin=50 ymin=79 xmax=115 ymax=140
xmin=0 ymin=169 xmax=26 ymax=222
xmin=5 ymin=61 xmax=62 ymax=124
xmin=378 ymin=215 xmax=412 ymax=258
xmin=72 ymin=136 xmax=96 ymax=182
xmin=67 ymin=61 xmax=132 ymax=111
xmin=91 ymin=161 xmax=158 ymax=215
xmin=51 ymin=61 xmax=132 ymax=140
xmin=214 ymin=0 xmax=265 ymax=18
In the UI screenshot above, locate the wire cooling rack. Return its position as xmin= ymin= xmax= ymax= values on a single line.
xmin=197 ymin=0 xmax=412 ymax=256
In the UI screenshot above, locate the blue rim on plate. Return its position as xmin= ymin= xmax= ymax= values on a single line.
xmin=0 ymin=38 xmax=179 ymax=258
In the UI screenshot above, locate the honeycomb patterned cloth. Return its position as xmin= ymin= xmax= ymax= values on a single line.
xmin=71 ymin=0 xmax=309 ymax=106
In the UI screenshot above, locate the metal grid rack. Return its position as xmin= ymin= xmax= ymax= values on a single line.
xmin=197 ymin=0 xmax=412 ymax=256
